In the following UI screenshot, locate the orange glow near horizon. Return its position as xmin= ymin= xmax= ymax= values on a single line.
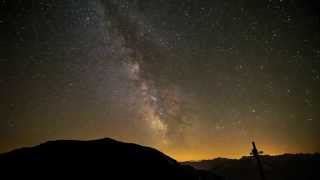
xmin=159 ymin=142 xmax=315 ymax=162
xmin=164 ymin=149 xmax=315 ymax=162
xmin=0 ymin=134 xmax=317 ymax=162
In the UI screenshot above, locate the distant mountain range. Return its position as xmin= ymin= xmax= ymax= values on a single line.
xmin=184 ymin=153 xmax=320 ymax=180
xmin=0 ymin=138 xmax=223 ymax=179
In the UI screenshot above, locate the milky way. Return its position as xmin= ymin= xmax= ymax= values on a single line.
xmin=2 ymin=0 xmax=320 ymax=160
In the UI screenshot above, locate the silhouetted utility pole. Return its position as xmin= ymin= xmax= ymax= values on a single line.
xmin=251 ymin=141 xmax=266 ymax=180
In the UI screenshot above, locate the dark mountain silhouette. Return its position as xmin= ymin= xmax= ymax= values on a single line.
xmin=0 ymin=138 xmax=223 ymax=180
xmin=184 ymin=153 xmax=320 ymax=180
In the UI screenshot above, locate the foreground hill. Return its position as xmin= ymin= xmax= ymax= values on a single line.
xmin=0 ymin=138 xmax=223 ymax=180
xmin=184 ymin=153 xmax=320 ymax=180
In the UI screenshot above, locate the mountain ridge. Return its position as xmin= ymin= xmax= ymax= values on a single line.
xmin=184 ymin=153 xmax=320 ymax=180
xmin=0 ymin=137 xmax=223 ymax=180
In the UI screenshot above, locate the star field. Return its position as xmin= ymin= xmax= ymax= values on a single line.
xmin=1 ymin=0 xmax=320 ymax=160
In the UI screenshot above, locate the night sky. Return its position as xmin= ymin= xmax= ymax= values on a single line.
xmin=1 ymin=0 xmax=320 ymax=161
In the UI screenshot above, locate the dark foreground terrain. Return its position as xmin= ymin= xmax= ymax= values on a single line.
xmin=0 ymin=138 xmax=222 ymax=179
xmin=184 ymin=153 xmax=320 ymax=180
